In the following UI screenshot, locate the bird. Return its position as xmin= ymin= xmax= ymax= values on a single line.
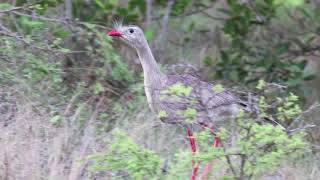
xmin=107 ymin=25 xmax=243 ymax=180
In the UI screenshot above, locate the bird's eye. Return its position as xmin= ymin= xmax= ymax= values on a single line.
xmin=129 ymin=29 xmax=134 ymax=33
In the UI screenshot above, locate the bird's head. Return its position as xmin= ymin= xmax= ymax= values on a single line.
xmin=107 ymin=25 xmax=146 ymax=49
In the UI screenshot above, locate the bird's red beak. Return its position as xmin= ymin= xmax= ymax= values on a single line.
xmin=107 ymin=29 xmax=123 ymax=37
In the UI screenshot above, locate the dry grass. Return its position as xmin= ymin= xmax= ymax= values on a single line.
xmin=0 ymin=90 xmax=83 ymax=179
xmin=0 ymin=87 xmax=112 ymax=179
xmin=0 ymin=86 xmax=184 ymax=180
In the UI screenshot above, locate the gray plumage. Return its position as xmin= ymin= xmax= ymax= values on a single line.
xmin=108 ymin=25 xmax=241 ymax=127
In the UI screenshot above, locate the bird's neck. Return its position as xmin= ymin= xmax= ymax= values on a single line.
xmin=136 ymin=41 xmax=165 ymax=87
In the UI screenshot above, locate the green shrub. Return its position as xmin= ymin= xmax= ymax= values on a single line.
xmin=88 ymin=129 xmax=161 ymax=179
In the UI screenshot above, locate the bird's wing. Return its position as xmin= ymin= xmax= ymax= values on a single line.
xmin=198 ymin=81 xmax=239 ymax=109
xmin=164 ymin=75 xmax=239 ymax=109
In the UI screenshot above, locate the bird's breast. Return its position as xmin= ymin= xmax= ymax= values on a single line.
xmin=144 ymin=86 xmax=154 ymax=110
xmin=144 ymin=78 xmax=164 ymax=113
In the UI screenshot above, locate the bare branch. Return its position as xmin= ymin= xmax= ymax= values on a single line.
xmin=64 ymin=0 xmax=72 ymax=20
xmin=159 ymin=0 xmax=175 ymax=63
xmin=289 ymin=102 xmax=320 ymax=129
xmin=11 ymin=11 xmax=68 ymax=24
xmin=145 ymin=0 xmax=152 ymax=27
xmin=287 ymin=124 xmax=316 ymax=135
xmin=0 ymin=6 xmax=23 ymax=14
xmin=220 ymin=141 xmax=238 ymax=177
xmin=201 ymin=11 xmax=227 ymax=21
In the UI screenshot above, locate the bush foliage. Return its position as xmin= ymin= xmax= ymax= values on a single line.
xmin=88 ymin=81 xmax=310 ymax=179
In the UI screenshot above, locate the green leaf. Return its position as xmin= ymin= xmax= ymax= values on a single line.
xmin=109 ymin=0 xmax=118 ymax=5
xmin=53 ymin=28 xmax=70 ymax=39
xmin=168 ymin=83 xmax=193 ymax=96
xmin=298 ymin=7 xmax=313 ymax=18
xmin=94 ymin=0 xmax=105 ymax=9
xmin=184 ymin=108 xmax=197 ymax=119
xmin=203 ymin=56 xmax=213 ymax=66
xmin=275 ymin=0 xmax=304 ymax=7
xmin=158 ymin=110 xmax=167 ymax=119
xmin=50 ymin=115 xmax=63 ymax=125
xmin=212 ymin=84 xmax=225 ymax=93
xmin=256 ymin=79 xmax=266 ymax=90
xmin=82 ymin=22 xmax=96 ymax=29
xmin=93 ymin=82 xmax=104 ymax=95
xmin=172 ymin=0 xmax=191 ymax=16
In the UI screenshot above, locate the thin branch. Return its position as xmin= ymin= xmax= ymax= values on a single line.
xmin=0 ymin=6 xmax=23 ymax=14
xmin=220 ymin=141 xmax=238 ymax=177
xmin=239 ymin=154 xmax=246 ymax=179
xmin=145 ymin=0 xmax=152 ymax=26
xmin=0 ymin=23 xmax=30 ymax=44
xmin=12 ymin=11 xmax=68 ymax=24
xmin=159 ymin=0 xmax=175 ymax=63
xmin=0 ymin=3 xmax=107 ymax=30
xmin=287 ymin=124 xmax=316 ymax=135
xmin=289 ymin=102 xmax=320 ymax=129
xmin=64 ymin=0 xmax=72 ymax=20
xmin=201 ymin=11 xmax=227 ymax=21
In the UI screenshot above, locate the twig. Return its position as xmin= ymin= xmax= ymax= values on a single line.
xmin=159 ymin=0 xmax=176 ymax=63
xmin=201 ymin=11 xmax=227 ymax=21
xmin=145 ymin=0 xmax=152 ymax=26
xmin=287 ymin=124 xmax=316 ymax=135
xmin=289 ymin=102 xmax=320 ymax=129
xmin=0 ymin=6 xmax=23 ymax=14
xmin=12 ymin=11 xmax=68 ymax=24
xmin=64 ymin=0 xmax=72 ymax=20
xmin=268 ymin=83 xmax=287 ymax=90
xmin=239 ymin=154 xmax=246 ymax=179
xmin=1 ymin=4 xmax=110 ymax=30
xmin=0 ymin=23 xmax=30 ymax=44
xmin=220 ymin=141 xmax=238 ymax=177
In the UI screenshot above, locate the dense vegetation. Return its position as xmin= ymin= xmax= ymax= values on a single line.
xmin=0 ymin=0 xmax=319 ymax=179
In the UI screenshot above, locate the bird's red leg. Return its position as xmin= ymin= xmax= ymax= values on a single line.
xmin=200 ymin=125 xmax=221 ymax=180
xmin=186 ymin=128 xmax=198 ymax=180
xmin=213 ymin=136 xmax=220 ymax=147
